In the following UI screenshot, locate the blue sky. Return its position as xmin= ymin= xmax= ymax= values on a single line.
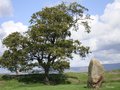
xmin=0 ymin=0 xmax=113 ymax=25
xmin=0 ymin=0 xmax=120 ymax=67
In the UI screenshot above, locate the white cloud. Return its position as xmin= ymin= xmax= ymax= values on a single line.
xmin=0 ymin=21 xmax=28 ymax=55
xmin=70 ymin=0 xmax=120 ymax=67
xmin=0 ymin=21 xmax=28 ymax=36
xmin=101 ymin=0 xmax=120 ymax=27
xmin=0 ymin=0 xmax=13 ymax=17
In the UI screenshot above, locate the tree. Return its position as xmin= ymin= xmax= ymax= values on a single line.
xmin=0 ymin=2 xmax=90 ymax=83
xmin=0 ymin=32 xmax=28 ymax=75
xmin=27 ymin=2 xmax=90 ymax=83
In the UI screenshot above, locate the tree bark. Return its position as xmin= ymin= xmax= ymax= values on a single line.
xmin=15 ymin=66 xmax=19 ymax=75
xmin=44 ymin=66 xmax=50 ymax=84
xmin=16 ymin=70 xmax=19 ymax=75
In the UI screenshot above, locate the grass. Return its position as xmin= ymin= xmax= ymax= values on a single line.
xmin=0 ymin=81 xmax=86 ymax=90
xmin=0 ymin=70 xmax=120 ymax=90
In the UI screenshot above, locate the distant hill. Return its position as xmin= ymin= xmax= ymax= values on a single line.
xmin=66 ymin=63 xmax=120 ymax=72
xmin=0 ymin=63 xmax=120 ymax=74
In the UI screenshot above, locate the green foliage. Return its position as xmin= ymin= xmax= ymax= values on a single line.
xmin=53 ymin=60 xmax=70 ymax=74
xmin=2 ymin=74 xmax=68 ymax=85
xmin=0 ymin=32 xmax=28 ymax=74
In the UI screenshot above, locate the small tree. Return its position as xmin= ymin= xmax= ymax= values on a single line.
xmin=0 ymin=32 xmax=28 ymax=75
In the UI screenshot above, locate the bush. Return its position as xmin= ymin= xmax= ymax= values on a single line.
xmin=2 ymin=74 xmax=69 ymax=84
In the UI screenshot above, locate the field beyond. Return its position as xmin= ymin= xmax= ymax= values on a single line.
xmin=0 ymin=70 xmax=120 ymax=90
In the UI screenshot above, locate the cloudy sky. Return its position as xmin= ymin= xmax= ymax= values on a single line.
xmin=0 ymin=0 xmax=120 ymax=67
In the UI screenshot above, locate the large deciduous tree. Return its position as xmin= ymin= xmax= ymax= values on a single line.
xmin=27 ymin=2 xmax=90 ymax=83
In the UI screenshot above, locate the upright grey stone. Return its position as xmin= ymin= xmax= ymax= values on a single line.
xmin=87 ymin=58 xmax=104 ymax=89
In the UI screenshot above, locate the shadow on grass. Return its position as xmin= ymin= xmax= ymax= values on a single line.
xmin=2 ymin=74 xmax=71 ymax=85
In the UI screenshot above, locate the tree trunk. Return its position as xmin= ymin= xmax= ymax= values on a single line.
xmin=16 ymin=70 xmax=19 ymax=75
xmin=15 ymin=67 xmax=19 ymax=75
xmin=44 ymin=67 xmax=50 ymax=84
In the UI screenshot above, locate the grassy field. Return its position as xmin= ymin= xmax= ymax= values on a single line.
xmin=0 ymin=70 xmax=120 ymax=90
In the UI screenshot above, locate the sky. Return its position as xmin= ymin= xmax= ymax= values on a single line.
xmin=0 ymin=0 xmax=120 ymax=67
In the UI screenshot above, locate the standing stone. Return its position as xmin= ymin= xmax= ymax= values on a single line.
xmin=87 ymin=58 xmax=104 ymax=89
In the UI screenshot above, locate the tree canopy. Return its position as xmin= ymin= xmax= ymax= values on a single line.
xmin=0 ymin=32 xmax=28 ymax=74
xmin=0 ymin=2 xmax=90 ymax=83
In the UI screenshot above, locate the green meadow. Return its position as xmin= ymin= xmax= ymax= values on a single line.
xmin=0 ymin=70 xmax=120 ymax=90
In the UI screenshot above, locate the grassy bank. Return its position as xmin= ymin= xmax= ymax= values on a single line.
xmin=0 ymin=70 xmax=120 ymax=90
